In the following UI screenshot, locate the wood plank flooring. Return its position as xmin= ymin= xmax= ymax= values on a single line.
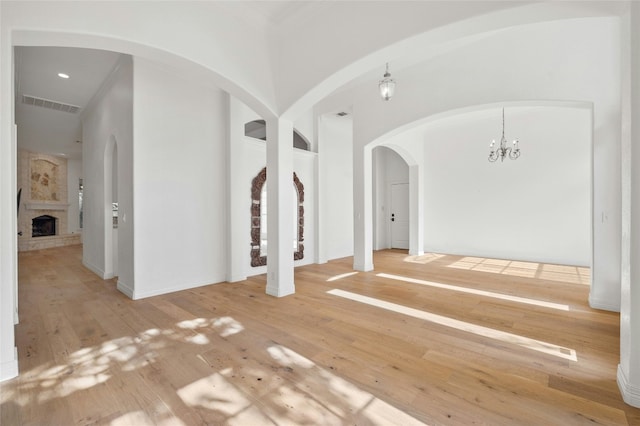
xmin=2 ymin=245 xmax=640 ymax=425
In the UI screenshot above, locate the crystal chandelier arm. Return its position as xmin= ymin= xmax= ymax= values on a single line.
xmin=509 ymin=140 xmax=521 ymax=160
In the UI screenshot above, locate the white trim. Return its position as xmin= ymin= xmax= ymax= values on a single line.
xmin=130 ymin=279 xmax=224 ymax=300
xmin=116 ymin=279 xmax=134 ymax=299
xmin=589 ymin=294 xmax=621 ymax=313
xmin=82 ymin=259 xmax=110 ymax=280
xmin=353 ymin=261 xmax=374 ymax=272
xmin=0 ymin=347 xmax=18 ymax=382
xmin=618 ymin=364 xmax=640 ymax=408
xmin=266 ymin=285 xmax=295 ymax=298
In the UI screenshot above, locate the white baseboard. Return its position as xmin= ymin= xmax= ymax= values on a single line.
xmin=0 ymin=347 xmax=18 ymax=382
xmin=588 ymin=294 xmax=621 ymax=312
xmin=353 ymin=261 xmax=374 ymax=272
xmin=618 ymin=364 xmax=640 ymax=408
xmin=132 ymin=278 xmax=225 ymax=300
xmin=266 ymin=284 xmax=295 ymax=298
xmin=82 ymin=260 xmax=109 ymax=280
xmin=226 ymin=274 xmax=247 ymax=283
xmin=117 ymin=279 xmax=135 ymax=299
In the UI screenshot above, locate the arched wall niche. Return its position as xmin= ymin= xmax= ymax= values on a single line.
xmin=250 ymin=167 xmax=304 ymax=267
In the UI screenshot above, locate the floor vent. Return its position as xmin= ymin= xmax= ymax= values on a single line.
xmin=22 ymin=94 xmax=81 ymax=114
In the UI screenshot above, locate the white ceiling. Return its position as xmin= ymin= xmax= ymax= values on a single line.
xmin=15 ymin=46 xmax=122 ymax=160
xmin=214 ymin=0 xmax=324 ymax=30
xmin=12 ymin=2 xmax=322 ymax=161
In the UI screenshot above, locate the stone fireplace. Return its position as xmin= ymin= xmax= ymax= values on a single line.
xmin=18 ymin=150 xmax=81 ymax=251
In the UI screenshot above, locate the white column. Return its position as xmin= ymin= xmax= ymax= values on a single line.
xmin=353 ymin=144 xmax=374 ymax=271
xmin=315 ymin=115 xmax=327 ymax=264
xmin=0 ymin=18 xmax=19 ymax=381
xmin=618 ymin=3 xmax=640 ymax=408
xmin=409 ymin=164 xmax=424 ymax=256
xmin=226 ymin=95 xmax=247 ymax=282
xmin=265 ymin=118 xmax=295 ymax=297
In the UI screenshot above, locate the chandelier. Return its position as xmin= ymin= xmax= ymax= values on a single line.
xmin=488 ymin=108 xmax=520 ymax=162
xmin=378 ymin=63 xmax=396 ymax=101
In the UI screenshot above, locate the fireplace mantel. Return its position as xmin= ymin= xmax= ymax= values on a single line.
xmin=25 ymin=202 xmax=69 ymax=211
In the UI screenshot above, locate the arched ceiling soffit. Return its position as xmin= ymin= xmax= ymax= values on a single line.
xmin=4 ymin=1 xmax=626 ymax=121
xmin=372 ymin=100 xmax=594 ymax=151
xmin=281 ymin=1 xmax=627 ymax=121
xmin=5 ymin=1 xmax=278 ymax=119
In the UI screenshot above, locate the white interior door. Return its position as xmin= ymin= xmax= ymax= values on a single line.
xmin=390 ymin=183 xmax=410 ymax=249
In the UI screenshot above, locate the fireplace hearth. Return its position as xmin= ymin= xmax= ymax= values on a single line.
xmin=32 ymin=215 xmax=56 ymax=237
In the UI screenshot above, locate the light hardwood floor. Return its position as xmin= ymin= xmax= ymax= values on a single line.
xmin=2 ymin=245 xmax=639 ymax=425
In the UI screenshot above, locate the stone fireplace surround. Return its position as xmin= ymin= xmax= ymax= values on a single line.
xmin=17 ymin=150 xmax=81 ymax=251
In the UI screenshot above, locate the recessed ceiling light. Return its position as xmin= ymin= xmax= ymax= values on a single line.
xmin=57 ymin=73 xmax=70 ymax=79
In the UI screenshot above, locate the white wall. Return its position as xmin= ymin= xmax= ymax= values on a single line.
xmin=66 ymin=158 xmax=82 ymax=235
xmin=319 ymin=115 xmax=354 ymax=260
xmin=81 ymin=55 xmax=133 ymax=285
xmin=416 ymin=107 xmax=591 ymax=266
xmin=131 ymin=57 xmax=227 ymax=299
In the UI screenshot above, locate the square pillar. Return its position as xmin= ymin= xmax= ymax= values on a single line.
xmin=265 ymin=118 xmax=295 ymax=297
xmin=353 ymin=144 xmax=374 ymax=271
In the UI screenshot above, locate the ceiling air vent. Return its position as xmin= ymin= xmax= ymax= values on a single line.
xmin=22 ymin=94 xmax=81 ymax=114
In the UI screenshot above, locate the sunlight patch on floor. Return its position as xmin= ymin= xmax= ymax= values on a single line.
xmin=447 ymin=257 xmax=590 ymax=285
xmin=177 ymin=371 xmax=258 ymax=418
xmin=111 ymin=410 xmax=184 ymax=426
xmin=377 ymin=273 xmax=570 ymax=311
xmin=267 ymin=345 xmax=315 ymax=368
xmin=178 ymin=316 xmax=244 ymax=337
xmin=266 ymin=344 xmax=429 ymax=425
xmin=538 ymin=264 xmax=591 ymax=285
xmin=175 ymin=344 xmax=429 ymax=425
xmin=2 ymin=317 xmax=247 ymax=409
xmin=327 ymin=271 xmax=359 ymax=282
xmin=403 ymin=253 xmax=446 ymax=264
xmin=327 ymin=289 xmax=578 ymax=362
